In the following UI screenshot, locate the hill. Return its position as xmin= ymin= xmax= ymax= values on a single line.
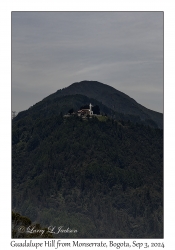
xmin=12 ymin=113 xmax=163 ymax=238
xmin=13 ymin=93 xmax=159 ymax=129
xmin=43 ymin=80 xmax=163 ymax=129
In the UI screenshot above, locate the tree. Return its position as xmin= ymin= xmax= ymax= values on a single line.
xmin=12 ymin=211 xmax=53 ymax=238
xmin=68 ymin=108 xmax=74 ymax=114
xmin=92 ymin=105 xmax=100 ymax=115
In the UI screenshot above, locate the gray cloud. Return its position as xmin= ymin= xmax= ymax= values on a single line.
xmin=12 ymin=11 xmax=163 ymax=113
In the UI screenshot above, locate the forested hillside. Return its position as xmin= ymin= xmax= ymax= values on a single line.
xmin=12 ymin=114 xmax=163 ymax=238
xmin=13 ymin=94 xmax=160 ymax=129
xmin=43 ymin=81 xmax=163 ymax=128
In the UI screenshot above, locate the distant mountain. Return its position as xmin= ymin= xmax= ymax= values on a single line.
xmin=43 ymin=80 xmax=163 ymax=129
xmin=12 ymin=80 xmax=163 ymax=238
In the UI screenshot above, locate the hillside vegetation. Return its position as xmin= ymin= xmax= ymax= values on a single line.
xmin=14 ymin=94 xmax=160 ymax=129
xmin=43 ymin=81 xmax=163 ymax=128
xmin=12 ymin=113 xmax=163 ymax=238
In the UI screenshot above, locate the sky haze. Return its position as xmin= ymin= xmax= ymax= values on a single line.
xmin=12 ymin=11 xmax=163 ymax=113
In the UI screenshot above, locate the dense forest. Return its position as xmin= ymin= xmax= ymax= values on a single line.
xmin=12 ymin=113 xmax=163 ymax=238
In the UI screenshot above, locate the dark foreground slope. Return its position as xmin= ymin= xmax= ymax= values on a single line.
xmin=12 ymin=114 xmax=163 ymax=238
xmin=44 ymin=80 xmax=163 ymax=128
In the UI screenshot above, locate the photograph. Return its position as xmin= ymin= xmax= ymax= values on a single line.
xmin=12 ymin=11 xmax=163 ymax=239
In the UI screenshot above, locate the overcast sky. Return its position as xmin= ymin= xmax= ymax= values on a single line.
xmin=12 ymin=11 xmax=163 ymax=113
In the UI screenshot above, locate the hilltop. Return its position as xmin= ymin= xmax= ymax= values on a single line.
xmin=43 ymin=80 xmax=163 ymax=128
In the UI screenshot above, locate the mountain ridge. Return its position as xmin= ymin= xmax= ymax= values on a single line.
xmin=43 ymin=80 xmax=163 ymax=128
xmin=14 ymin=94 xmax=158 ymax=129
